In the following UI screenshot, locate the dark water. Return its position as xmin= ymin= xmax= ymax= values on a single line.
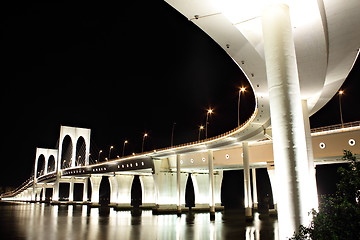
xmin=0 ymin=203 xmax=278 ymax=240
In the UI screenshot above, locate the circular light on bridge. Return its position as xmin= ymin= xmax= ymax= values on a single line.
xmin=122 ymin=165 xmax=124 ymax=168
xmin=202 ymin=157 xmax=206 ymax=162
xmin=180 ymin=160 xmax=183 ymax=165
xmin=190 ymin=159 xmax=194 ymax=163
xmin=349 ymin=139 xmax=356 ymax=146
xmin=130 ymin=163 xmax=133 ymax=167
xmin=319 ymin=142 xmax=326 ymax=149
xmin=135 ymin=163 xmax=138 ymax=166
xmin=141 ymin=162 xmax=144 ymax=166
xmin=225 ymin=154 xmax=230 ymax=159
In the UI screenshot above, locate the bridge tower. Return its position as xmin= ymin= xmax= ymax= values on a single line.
xmin=53 ymin=126 xmax=91 ymax=202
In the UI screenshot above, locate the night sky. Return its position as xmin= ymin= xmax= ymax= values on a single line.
xmin=1 ymin=2 xmax=360 ymax=189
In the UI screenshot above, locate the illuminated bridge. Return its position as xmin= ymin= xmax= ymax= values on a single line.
xmin=2 ymin=0 xmax=360 ymax=238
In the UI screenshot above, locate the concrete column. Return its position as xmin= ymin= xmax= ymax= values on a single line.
xmin=139 ymin=175 xmax=156 ymax=207
xmin=176 ymin=154 xmax=181 ymax=215
xmin=90 ymin=175 xmax=102 ymax=205
xmin=252 ymin=168 xmax=258 ymax=209
xmin=115 ymin=174 xmax=134 ymax=207
xmin=302 ymin=100 xmax=319 ymax=210
xmin=262 ymin=4 xmax=314 ymax=238
xmin=71 ymin=143 xmax=76 ymax=168
xmin=208 ymin=150 xmax=215 ymax=219
xmin=108 ymin=176 xmax=118 ymax=205
xmin=69 ymin=179 xmax=74 ymax=202
xmin=53 ymin=179 xmax=59 ymax=202
xmin=83 ymin=178 xmax=88 ymax=202
xmin=242 ymin=142 xmax=252 ymax=217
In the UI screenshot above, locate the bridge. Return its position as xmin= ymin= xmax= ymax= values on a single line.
xmin=2 ymin=0 xmax=360 ymax=238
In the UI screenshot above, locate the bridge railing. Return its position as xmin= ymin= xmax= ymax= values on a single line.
xmin=143 ymin=107 xmax=258 ymax=155
xmin=311 ymin=121 xmax=360 ymax=134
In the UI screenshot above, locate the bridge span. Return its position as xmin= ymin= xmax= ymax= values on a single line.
xmin=3 ymin=122 xmax=360 ymax=218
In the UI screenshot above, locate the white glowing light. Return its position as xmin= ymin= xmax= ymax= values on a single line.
xmin=319 ymin=142 xmax=325 ymax=149
xmin=225 ymin=154 xmax=230 ymax=159
xmin=349 ymin=139 xmax=356 ymax=146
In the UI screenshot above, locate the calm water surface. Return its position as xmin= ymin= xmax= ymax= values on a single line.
xmin=0 ymin=202 xmax=278 ymax=240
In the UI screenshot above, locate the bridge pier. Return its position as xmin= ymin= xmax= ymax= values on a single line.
xmin=262 ymin=4 xmax=316 ymax=238
xmin=90 ymin=175 xmax=102 ymax=206
xmin=111 ymin=174 xmax=133 ymax=208
xmin=139 ymin=175 xmax=156 ymax=208
xmin=242 ymin=142 xmax=253 ymax=219
xmin=252 ymin=168 xmax=258 ymax=210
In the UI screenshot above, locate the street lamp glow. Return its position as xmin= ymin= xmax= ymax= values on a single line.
xmin=338 ymin=90 xmax=344 ymax=127
xmin=205 ymin=108 xmax=214 ymax=139
xmin=142 ymin=133 xmax=148 ymax=153
xmin=198 ymin=125 xmax=204 ymax=141
xmin=238 ymin=87 xmax=246 ymax=127
xmin=122 ymin=140 xmax=128 ymax=157
xmin=98 ymin=150 xmax=102 ymax=162
xmin=108 ymin=146 xmax=114 ymax=160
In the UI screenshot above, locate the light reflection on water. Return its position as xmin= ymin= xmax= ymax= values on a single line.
xmin=0 ymin=203 xmax=278 ymax=240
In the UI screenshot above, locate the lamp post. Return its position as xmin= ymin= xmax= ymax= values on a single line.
xmin=339 ymin=90 xmax=344 ymax=128
xmin=122 ymin=140 xmax=128 ymax=157
xmin=205 ymin=109 xmax=213 ymax=139
xmin=108 ymin=146 xmax=114 ymax=160
xmin=142 ymin=133 xmax=148 ymax=153
xmin=238 ymin=87 xmax=246 ymax=127
xmin=98 ymin=150 xmax=102 ymax=162
xmin=198 ymin=125 xmax=204 ymax=141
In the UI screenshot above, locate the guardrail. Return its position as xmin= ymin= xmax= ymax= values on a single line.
xmin=311 ymin=121 xmax=360 ymax=133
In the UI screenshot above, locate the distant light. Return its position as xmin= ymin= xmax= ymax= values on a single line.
xmin=199 ymin=125 xmax=204 ymax=130
xmin=240 ymin=87 xmax=246 ymax=92
xmin=339 ymin=90 xmax=344 ymax=95
xmin=144 ymin=133 xmax=148 ymax=137
xmin=319 ymin=142 xmax=326 ymax=149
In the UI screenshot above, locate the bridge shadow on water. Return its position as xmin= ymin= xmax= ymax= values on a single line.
xmin=0 ymin=202 xmax=278 ymax=239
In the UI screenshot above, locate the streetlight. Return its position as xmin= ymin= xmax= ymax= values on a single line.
xmin=122 ymin=140 xmax=128 ymax=157
xmin=98 ymin=150 xmax=102 ymax=162
xmin=339 ymin=90 xmax=344 ymax=128
xmin=205 ymin=108 xmax=213 ymax=139
xmin=142 ymin=133 xmax=148 ymax=153
xmin=108 ymin=146 xmax=114 ymax=160
xmin=238 ymin=87 xmax=246 ymax=127
xmin=198 ymin=125 xmax=204 ymax=141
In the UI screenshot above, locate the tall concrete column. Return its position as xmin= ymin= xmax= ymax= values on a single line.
xmin=176 ymin=154 xmax=181 ymax=215
xmin=262 ymin=4 xmax=314 ymax=238
xmin=208 ymin=150 xmax=215 ymax=219
xmin=242 ymin=142 xmax=252 ymax=217
xmin=302 ymin=100 xmax=319 ymax=210
xmin=252 ymin=168 xmax=258 ymax=209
